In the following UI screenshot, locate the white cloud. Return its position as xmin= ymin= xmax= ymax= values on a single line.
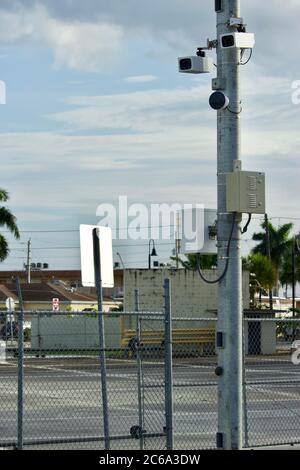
xmin=1 ymin=1 xmax=299 ymax=76
xmin=45 ymin=18 xmax=124 ymax=72
xmin=124 ymin=75 xmax=158 ymax=83
xmin=0 ymin=4 xmax=125 ymax=72
xmin=0 ymin=1 xmax=299 ymax=271
xmin=0 ymin=10 xmax=35 ymax=44
xmin=1 ymin=73 xmax=300 ymax=218
xmin=48 ymin=85 xmax=211 ymax=132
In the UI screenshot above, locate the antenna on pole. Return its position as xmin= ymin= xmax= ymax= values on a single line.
xmin=26 ymin=239 xmax=31 ymax=284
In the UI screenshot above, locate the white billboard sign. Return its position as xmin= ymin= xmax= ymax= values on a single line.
xmin=80 ymin=225 xmax=114 ymax=288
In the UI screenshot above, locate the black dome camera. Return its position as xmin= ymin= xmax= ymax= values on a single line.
xmin=209 ymin=91 xmax=229 ymax=110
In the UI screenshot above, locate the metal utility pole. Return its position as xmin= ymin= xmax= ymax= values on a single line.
xmin=216 ymin=0 xmax=243 ymax=450
xmin=26 ymin=239 xmax=31 ymax=284
xmin=175 ymin=213 xmax=181 ymax=269
xmin=179 ymin=0 xmax=263 ymax=450
xmin=265 ymin=214 xmax=273 ymax=310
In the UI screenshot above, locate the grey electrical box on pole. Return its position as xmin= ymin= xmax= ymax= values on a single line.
xmin=226 ymin=171 xmax=265 ymax=214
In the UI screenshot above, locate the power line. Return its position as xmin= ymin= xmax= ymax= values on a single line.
xmin=10 ymin=242 xmax=176 ymax=251
xmin=2 ymin=214 xmax=300 ymax=237
xmin=2 ymin=224 xmax=176 ymax=234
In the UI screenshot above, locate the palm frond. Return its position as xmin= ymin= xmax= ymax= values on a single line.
xmin=0 ymin=207 xmax=20 ymax=239
xmin=276 ymin=223 xmax=293 ymax=240
xmin=0 ymin=233 xmax=9 ymax=261
xmin=0 ymin=188 xmax=9 ymax=202
xmin=252 ymin=232 xmax=265 ymax=241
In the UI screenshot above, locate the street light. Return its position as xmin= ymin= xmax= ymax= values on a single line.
xmin=116 ymin=252 xmax=125 ymax=269
xmin=148 ymin=239 xmax=158 ymax=269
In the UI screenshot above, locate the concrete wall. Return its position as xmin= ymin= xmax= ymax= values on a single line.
xmin=0 ymin=300 xmax=120 ymax=321
xmin=31 ymin=314 xmax=122 ymax=350
xmin=124 ymin=269 xmax=250 ymax=317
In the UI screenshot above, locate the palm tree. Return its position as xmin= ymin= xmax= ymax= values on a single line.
xmin=0 ymin=189 xmax=20 ymax=261
xmin=252 ymin=221 xmax=294 ymax=293
xmin=280 ymin=242 xmax=300 ymax=294
xmin=171 ymin=253 xmax=217 ymax=271
xmin=243 ymin=253 xmax=277 ymax=307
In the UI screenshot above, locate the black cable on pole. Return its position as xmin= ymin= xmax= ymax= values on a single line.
xmin=196 ymin=213 xmax=236 ymax=285
xmin=242 ymin=213 xmax=252 ymax=234
xmin=227 ymin=106 xmax=243 ymax=115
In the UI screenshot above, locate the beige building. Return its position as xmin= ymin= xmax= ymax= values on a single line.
xmin=124 ymin=268 xmax=250 ymax=316
xmin=123 ymin=269 xmax=279 ymax=356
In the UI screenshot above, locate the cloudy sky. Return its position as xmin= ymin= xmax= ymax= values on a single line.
xmin=1 ymin=0 xmax=300 ymax=270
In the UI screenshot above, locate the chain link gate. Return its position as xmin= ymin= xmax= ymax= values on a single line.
xmin=0 ymin=316 xmax=18 ymax=450
xmin=0 ymin=278 xmax=219 ymax=451
xmin=0 ymin=310 xmax=172 ymax=450
xmin=128 ymin=282 xmax=172 ymax=450
xmin=243 ymin=316 xmax=300 ymax=448
xmin=0 ymin=281 xmax=172 ymax=450
xmin=170 ymin=317 xmax=217 ymax=450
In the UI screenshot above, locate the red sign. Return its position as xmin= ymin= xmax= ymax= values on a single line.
xmin=52 ymin=298 xmax=60 ymax=312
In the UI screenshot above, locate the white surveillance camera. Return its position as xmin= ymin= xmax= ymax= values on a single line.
xmin=178 ymin=55 xmax=213 ymax=74
xmin=220 ymin=32 xmax=255 ymax=49
xmin=209 ymin=92 xmax=229 ymax=110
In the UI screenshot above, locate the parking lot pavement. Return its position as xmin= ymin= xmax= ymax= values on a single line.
xmin=1 ymin=355 xmax=300 ymax=450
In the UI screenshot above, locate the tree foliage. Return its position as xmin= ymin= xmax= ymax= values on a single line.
xmin=171 ymin=253 xmax=217 ymax=271
xmin=252 ymin=221 xmax=294 ymax=292
xmin=252 ymin=221 xmax=293 ymax=271
xmin=243 ymin=253 xmax=277 ymax=290
xmin=279 ymin=245 xmax=300 ymax=287
xmin=0 ymin=188 xmax=20 ymax=262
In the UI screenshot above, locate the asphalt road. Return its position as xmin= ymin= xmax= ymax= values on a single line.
xmin=0 ymin=354 xmax=300 ymax=450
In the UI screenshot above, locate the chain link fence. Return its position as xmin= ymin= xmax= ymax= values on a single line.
xmin=243 ymin=316 xmax=300 ymax=448
xmin=0 ymin=308 xmax=170 ymax=450
xmin=171 ymin=317 xmax=217 ymax=450
xmin=0 ymin=277 xmax=219 ymax=450
xmin=1 ymin=283 xmax=300 ymax=450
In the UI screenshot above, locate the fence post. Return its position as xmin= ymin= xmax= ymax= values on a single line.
xmin=16 ymin=278 xmax=24 ymax=450
xmin=164 ymin=278 xmax=173 ymax=450
xmin=37 ymin=314 xmax=41 ymax=357
xmin=135 ymin=289 xmax=145 ymax=450
xmin=242 ymin=318 xmax=249 ymax=448
xmin=93 ymin=228 xmax=110 ymax=450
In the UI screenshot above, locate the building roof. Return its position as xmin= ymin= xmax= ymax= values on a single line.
xmin=0 ymin=282 xmax=97 ymax=303
xmin=0 ymin=269 xmax=123 ymax=287
xmin=0 ymin=270 xmax=82 ymax=283
xmin=0 ymin=284 xmax=18 ymax=302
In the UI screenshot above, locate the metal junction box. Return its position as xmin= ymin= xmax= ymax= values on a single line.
xmin=226 ymin=171 xmax=265 ymax=214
